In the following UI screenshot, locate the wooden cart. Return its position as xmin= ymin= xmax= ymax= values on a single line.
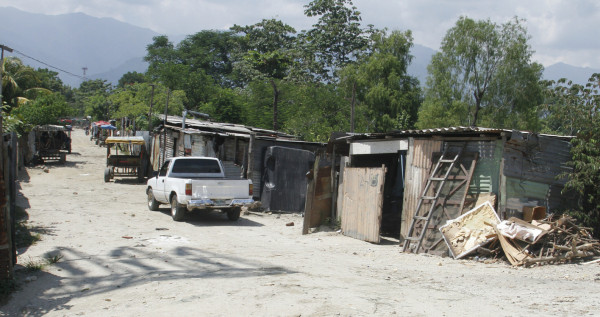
xmin=104 ymin=136 xmax=148 ymax=183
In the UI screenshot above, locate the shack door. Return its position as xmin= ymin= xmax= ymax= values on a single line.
xmin=340 ymin=166 xmax=386 ymax=243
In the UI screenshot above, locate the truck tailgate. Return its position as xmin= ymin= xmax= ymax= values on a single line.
xmin=191 ymin=179 xmax=250 ymax=199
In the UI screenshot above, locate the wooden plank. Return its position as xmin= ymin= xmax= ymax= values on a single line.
xmin=340 ymin=166 xmax=386 ymax=243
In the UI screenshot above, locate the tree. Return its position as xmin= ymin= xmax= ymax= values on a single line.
xmin=417 ymin=17 xmax=543 ymax=129
xmin=231 ymin=19 xmax=297 ymax=130
xmin=12 ymin=92 xmax=71 ymax=127
xmin=302 ymin=0 xmax=373 ymax=82
xmin=341 ymin=30 xmax=422 ymax=132
xmin=545 ymin=74 xmax=600 ymax=237
xmin=118 ymin=71 xmax=146 ymax=88
xmin=1 ymin=57 xmax=51 ymax=110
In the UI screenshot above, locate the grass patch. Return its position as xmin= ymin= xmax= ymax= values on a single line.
xmin=21 ymin=254 xmax=63 ymax=272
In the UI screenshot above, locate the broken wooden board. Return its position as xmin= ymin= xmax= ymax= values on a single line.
xmin=439 ymin=202 xmax=500 ymax=259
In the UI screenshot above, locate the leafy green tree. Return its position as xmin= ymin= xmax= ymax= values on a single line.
xmin=302 ymin=0 xmax=374 ymax=82
xmin=197 ymin=87 xmax=245 ymax=124
xmin=177 ymin=30 xmax=239 ymax=87
xmin=72 ymin=79 xmax=112 ymax=119
xmin=231 ymin=19 xmax=297 ymax=130
xmin=341 ymin=30 xmax=422 ymax=132
xmin=118 ymin=71 xmax=147 ymax=88
xmin=109 ymin=83 xmax=186 ymax=130
xmin=12 ymin=92 xmax=71 ymax=127
xmin=1 ymin=57 xmax=51 ymax=109
xmin=417 ymin=16 xmax=543 ymax=129
xmin=545 ymin=74 xmax=600 ymax=237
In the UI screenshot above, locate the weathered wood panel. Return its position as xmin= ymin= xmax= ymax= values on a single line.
xmin=340 ymin=167 xmax=385 ymax=243
xmin=400 ymin=138 xmax=443 ymax=238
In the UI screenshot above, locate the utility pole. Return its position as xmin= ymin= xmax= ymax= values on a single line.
xmin=147 ymin=84 xmax=155 ymax=131
xmin=0 ymin=44 xmax=14 ymax=278
xmin=161 ymin=89 xmax=170 ymax=166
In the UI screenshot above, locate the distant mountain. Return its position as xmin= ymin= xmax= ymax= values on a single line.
xmin=0 ymin=6 xmax=157 ymax=87
xmin=543 ymin=62 xmax=598 ymax=86
xmin=408 ymin=44 xmax=435 ymax=86
xmin=2 ymin=7 xmax=597 ymax=89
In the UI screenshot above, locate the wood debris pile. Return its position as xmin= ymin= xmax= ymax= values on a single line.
xmin=494 ymin=214 xmax=600 ymax=267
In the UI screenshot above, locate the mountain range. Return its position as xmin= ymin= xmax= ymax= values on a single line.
xmin=1 ymin=7 xmax=597 ymax=88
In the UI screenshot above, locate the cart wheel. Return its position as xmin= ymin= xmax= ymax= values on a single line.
xmin=137 ymin=168 xmax=145 ymax=183
xmin=59 ymin=153 xmax=66 ymax=164
xmin=104 ymin=168 xmax=111 ymax=182
xmin=226 ymin=207 xmax=241 ymax=221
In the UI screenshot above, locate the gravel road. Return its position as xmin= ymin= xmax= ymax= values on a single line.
xmin=2 ymin=129 xmax=600 ymax=317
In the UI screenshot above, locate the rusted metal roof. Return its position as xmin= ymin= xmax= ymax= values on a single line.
xmin=331 ymin=127 xmax=574 ymax=142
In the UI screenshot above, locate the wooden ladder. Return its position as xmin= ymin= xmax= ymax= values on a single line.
xmin=402 ymin=145 xmax=464 ymax=253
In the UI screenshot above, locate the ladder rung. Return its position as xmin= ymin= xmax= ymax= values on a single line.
xmin=429 ymin=177 xmax=445 ymax=181
xmin=439 ymin=159 xmax=455 ymax=163
xmin=421 ymin=196 xmax=437 ymax=200
xmin=413 ymin=216 xmax=428 ymax=221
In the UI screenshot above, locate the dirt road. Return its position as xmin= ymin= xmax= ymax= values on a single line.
xmin=2 ymin=129 xmax=600 ymax=316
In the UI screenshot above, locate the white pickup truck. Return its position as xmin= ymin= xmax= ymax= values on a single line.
xmin=146 ymin=157 xmax=253 ymax=221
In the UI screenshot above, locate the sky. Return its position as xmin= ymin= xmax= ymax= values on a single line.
xmin=1 ymin=0 xmax=599 ymax=69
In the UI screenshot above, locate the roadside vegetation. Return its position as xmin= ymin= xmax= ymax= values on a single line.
xmin=1 ymin=1 xmax=599 ymax=232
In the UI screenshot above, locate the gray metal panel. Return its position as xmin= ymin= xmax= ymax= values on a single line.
xmin=222 ymin=160 xmax=243 ymax=179
xmin=503 ymin=133 xmax=571 ymax=185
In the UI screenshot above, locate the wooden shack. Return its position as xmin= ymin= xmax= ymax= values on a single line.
xmin=326 ymin=127 xmax=574 ymax=249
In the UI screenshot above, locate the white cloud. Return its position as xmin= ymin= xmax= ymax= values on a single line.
xmin=0 ymin=0 xmax=598 ymax=68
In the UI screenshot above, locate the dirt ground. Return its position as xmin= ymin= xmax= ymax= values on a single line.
xmin=1 ymin=129 xmax=600 ymax=316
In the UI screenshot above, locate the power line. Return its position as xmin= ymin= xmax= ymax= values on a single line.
xmin=11 ymin=48 xmax=87 ymax=80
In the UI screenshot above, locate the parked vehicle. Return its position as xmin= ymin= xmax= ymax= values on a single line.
xmin=146 ymin=157 xmax=253 ymax=221
xmin=33 ymin=125 xmax=71 ymax=163
xmin=104 ymin=136 xmax=149 ymax=183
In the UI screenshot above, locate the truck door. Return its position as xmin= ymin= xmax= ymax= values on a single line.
xmin=155 ymin=160 xmax=170 ymax=202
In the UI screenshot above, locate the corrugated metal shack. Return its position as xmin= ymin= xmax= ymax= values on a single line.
xmin=149 ymin=115 xmax=325 ymax=207
xmin=327 ymin=127 xmax=574 ymax=247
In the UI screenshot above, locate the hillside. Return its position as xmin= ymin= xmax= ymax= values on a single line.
xmin=1 ymin=7 xmax=597 ymax=88
xmin=0 ymin=6 xmax=157 ymax=87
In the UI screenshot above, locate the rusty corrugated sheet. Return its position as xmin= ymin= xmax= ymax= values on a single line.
xmin=400 ymin=138 xmax=443 ymax=237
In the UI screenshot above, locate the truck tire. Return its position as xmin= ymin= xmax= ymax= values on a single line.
xmin=227 ymin=207 xmax=241 ymax=221
xmin=104 ymin=168 xmax=111 ymax=183
xmin=147 ymin=188 xmax=160 ymax=211
xmin=170 ymin=195 xmax=186 ymax=221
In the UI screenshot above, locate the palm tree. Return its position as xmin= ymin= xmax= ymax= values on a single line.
xmin=1 ymin=57 xmax=50 ymax=110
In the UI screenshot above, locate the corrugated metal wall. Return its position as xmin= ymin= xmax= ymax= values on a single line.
xmin=501 ymin=133 xmax=572 ymax=215
xmin=400 ymin=138 xmax=442 ymax=237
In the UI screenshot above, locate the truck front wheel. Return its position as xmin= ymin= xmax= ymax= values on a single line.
xmin=226 ymin=207 xmax=241 ymax=221
xmin=170 ymin=195 xmax=186 ymax=221
xmin=147 ymin=189 xmax=160 ymax=211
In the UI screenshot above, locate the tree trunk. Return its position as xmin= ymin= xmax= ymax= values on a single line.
xmin=271 ymin=80 xmax=279 ymax=131
xmin=472 ymin=90 xmax=482 ymax=127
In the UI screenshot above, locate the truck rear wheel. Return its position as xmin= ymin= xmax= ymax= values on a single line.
xmin=227 ymin=207 xmax=241 ymax=221
xmin=170 ymin=195 xmax=186 ymax=221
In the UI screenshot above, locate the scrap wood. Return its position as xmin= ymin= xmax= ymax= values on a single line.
xmin=519 ymin=214 xmax=600 ymax=267
xmin=493 ymin=226 xmax=530 ymax=266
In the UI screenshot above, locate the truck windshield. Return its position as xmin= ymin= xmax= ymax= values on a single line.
xmin=171 ymin=159 xmax=221 ymax=174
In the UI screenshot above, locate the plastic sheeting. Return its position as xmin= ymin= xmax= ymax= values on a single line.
xmin=260 ymin=146 xmax=315 ymax=212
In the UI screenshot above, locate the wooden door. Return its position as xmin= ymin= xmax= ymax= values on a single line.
xmin=340 ymin=166 xmax=386 ymax=243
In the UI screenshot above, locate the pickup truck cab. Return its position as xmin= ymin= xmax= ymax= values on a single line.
xmin=146 ymin=157 xmax=253 ymax=221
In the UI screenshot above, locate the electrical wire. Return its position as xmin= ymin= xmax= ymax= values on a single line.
xmin=11 ymin=48 xmax=87 ymax=80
